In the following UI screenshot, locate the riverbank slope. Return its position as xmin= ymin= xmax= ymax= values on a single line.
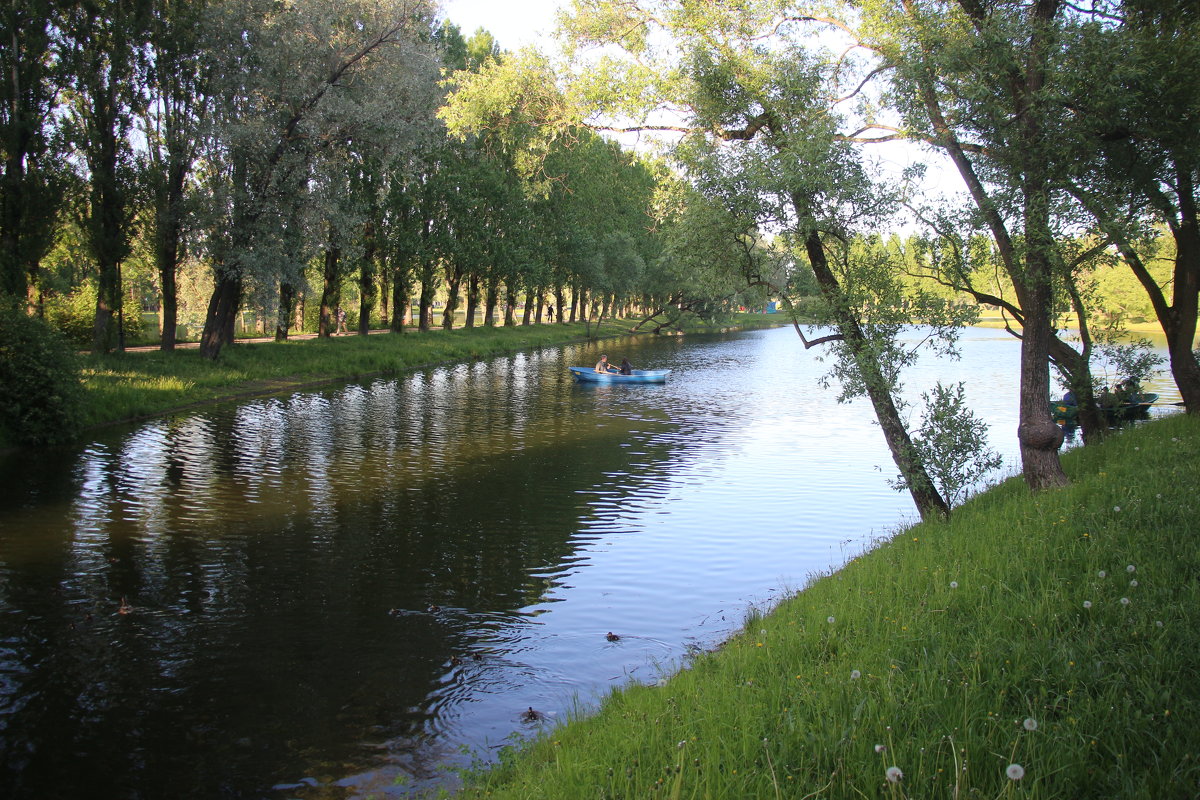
xmin=454 ymin=412 xmax=1200 ymax=799
xmin=77 ymin=315 xmax=782 ymax=430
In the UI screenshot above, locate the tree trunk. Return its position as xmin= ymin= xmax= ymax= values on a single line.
xmin=802 ymin=229 xmax=949 ymax=520
xmin=199 ymin=269 xmax=242 ymax=360
xmin=390 ymin=267 xmax=409 ymax=334
xmin=418 ymin=280 xmax=434 ymax=332
xmin=504 ymin=282 xmax=517 ymax=326
xmin=276 ymin=281 xmax=295 ymax=342
xmin=555 ymin=285 xmax=566 ymax=324
xmin=442 ymin=263 xmax=462 ymax=330
xmin=319 ymin=246 xmax=340 ymax=338
xmin=484 ymin=276 xmax=499 ymax=326
xmin=464 ymin=273 xmax=480 ymax=328
xmin=358 ymin=221 xmax=376 ymax=336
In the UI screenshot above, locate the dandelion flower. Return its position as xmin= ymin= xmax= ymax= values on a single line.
xmin=950 ymin=581 xmax=959 ymax=589
xmin=1006 ymin=763 xmax=1025 ymax=780
xmin=875 ymin=744 xmax=887 ymax=753
xmin=885 ymin=766 xmax=903 ymax=783
xmin=1121 ymin=597 xmax=1131 ymax=605
xmin=1083 ymin=601 xmax=1092 ymax=609
xmin=1023 ymin=717 xmax=1038 ymax=731
xmin=850 ymin=669 xmax=862 ymax=680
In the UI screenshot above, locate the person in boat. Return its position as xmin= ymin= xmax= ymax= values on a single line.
xmin=619 ymin=358 xmax=633 ymax=375
xmin=1114 ymin=377 xmax=1142 ymax=404
xmin=595 ymin=354 xmax=618 ymax=373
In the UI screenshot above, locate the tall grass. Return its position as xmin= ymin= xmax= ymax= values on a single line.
xmin=451 ymin=413 xmax=1200 ymax=799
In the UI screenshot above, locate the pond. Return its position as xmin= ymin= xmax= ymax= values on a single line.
xmin=0 ymin=325 xmax=1181 ymax=798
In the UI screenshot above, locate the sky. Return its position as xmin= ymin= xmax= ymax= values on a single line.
xmin=439 ymin=0 xmax=564 ymax=49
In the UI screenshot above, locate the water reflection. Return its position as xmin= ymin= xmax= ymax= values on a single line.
xmin=0 ymin=327 xmax=1181 ymax=798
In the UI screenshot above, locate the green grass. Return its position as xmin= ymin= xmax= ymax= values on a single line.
xmin=449 ymin=413 xmax=1200 ymax=800
xmin=79 ymin=315 xmax=783 ymax=428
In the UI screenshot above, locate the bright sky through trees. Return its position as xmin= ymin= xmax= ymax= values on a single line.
xmin=440 ymin=0 xmax=562 ymax=49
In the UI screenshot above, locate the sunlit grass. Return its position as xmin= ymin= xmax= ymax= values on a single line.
xmin=449 ymin=413 xmax=1200 ymax=799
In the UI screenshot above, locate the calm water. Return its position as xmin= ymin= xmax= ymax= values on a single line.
xmin=0 ymin=326 xmax=1181 ymax=798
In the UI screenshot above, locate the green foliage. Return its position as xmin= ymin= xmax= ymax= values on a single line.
xmin=43 ymin=283 xmax=145 ymax=346
xmin=0 ymin=306 xmax=84 ymax=446
xmin=892 ymin=381 xmax=1003 ymax=511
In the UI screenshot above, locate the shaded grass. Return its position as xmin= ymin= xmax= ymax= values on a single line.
xmin=451 ymin=414 xmax=1200 ymax=799
xmin=79 ymin=316 xmax=781 ymax=428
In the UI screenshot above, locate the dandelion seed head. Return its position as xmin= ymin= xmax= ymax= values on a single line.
xmin=1083 ymin=600 xmax=1092 ymax=609
xmin=1006 ymin=763 xmax=1025 ymax=780
xmin=827 ymin=616 xmax=835 ymax=624
xmin=1127 ymin=564 xmax=1136 ymax=573
xmin=1130 ymin=579 xmax=1138 ymax=587
xmin=1121 ymin=596 xmax=1131 ymax=605
xmin=1098 ymin=570 xmax=1107 ymax=578
xmin=1156 ymin=620 xmax=1163 ymax=627
xmin=1023 ymin=718 xmax=1038 ymax=731
xmin=950 ymin=581 xmax=958 ymax=589
xmin=850 ymin=669 xmax=862 ymax=680
xmin=885 ymin=766 xmax=903 ymax=783
xmin=1113 ymin=506 xmax=1121 ymax=512
xmin=875 ymin=744 xmax=886 ymax=753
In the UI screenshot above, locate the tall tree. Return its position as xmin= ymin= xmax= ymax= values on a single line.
xmin=61 ymin=0 xmax=151 ymax=353
xmin=0 ymin=0 xmax=65 ymax=307
xmin=141 ymin=0 xmax=212 ymax=350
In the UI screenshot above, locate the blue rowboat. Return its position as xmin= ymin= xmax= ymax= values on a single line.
xmin=568 ymin=367 xmax=671 ymax=384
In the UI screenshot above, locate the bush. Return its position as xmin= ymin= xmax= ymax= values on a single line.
xmin=43 ymin=283 xmax=145 ymax=346
xmin=0 ymin=306 xmax=84 ymax=446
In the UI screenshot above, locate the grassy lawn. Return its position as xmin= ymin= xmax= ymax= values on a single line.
xmin=79 ymin=315 xmax=783 ymax=428
xmin=450 ymin=413 xmax=1200 ymax=800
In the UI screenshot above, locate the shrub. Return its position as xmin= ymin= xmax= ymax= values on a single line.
xmin=0 ymin=305 xmax=84 ymax=446
xmin=43 ymin=283 xmax=145 ymax=346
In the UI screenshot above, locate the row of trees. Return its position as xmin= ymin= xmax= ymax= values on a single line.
xmin=443 ymin=0 xmax=1197 ymax=516
xmin=3 ymin=1 xmax=766 ymax=364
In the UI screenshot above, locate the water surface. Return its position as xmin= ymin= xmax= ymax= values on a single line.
xmin=0 ymin=326 xmax=1180 ymax=798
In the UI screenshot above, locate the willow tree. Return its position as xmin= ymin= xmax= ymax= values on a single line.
xmin=444 ymin=3 xmax=963 ymax=518
xmin=1056 ymin=0 xmax=1200 ymax=412
xmin=195 ymin=0 xmax=439 ymax=359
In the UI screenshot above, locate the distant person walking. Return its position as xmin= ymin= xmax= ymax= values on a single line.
xmin=336 ymin=306 xmax=348 ymax=335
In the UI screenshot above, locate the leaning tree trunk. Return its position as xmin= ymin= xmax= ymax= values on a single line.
xmin=802 ymin=229 xmax=949 ymax=520
xmin=442 ymin=263 xmax=463 ymax=330
xmin=199 ymin=269 xmax=242 ymax=360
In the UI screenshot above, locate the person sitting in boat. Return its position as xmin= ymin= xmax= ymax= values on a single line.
xmin=619 ymin=358 xmax=633 ymax=375
xmin=1114 ymin=377 xmax=1142 ymax=404
xmin=595 ymin=355 xmax=618 ymax=373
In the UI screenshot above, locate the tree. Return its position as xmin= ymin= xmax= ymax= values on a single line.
xmin=195 ymin=0 xmax=439 ymax=359
xmin=0 ymin=1 xmax=66 ymax=307
xmin=60 ymin=0 xmax=151 ymax=353
xmin=1057 ymin=1 xmax=1200 ymax=413
xmin=141 ymin=0 xmax=213 ymax=350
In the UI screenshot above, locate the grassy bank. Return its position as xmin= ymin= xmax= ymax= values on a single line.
xmin=452 ymin=413 xmax=1200 ymax=800
xmin=79 ymin=315 xmax=782 ymax=429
